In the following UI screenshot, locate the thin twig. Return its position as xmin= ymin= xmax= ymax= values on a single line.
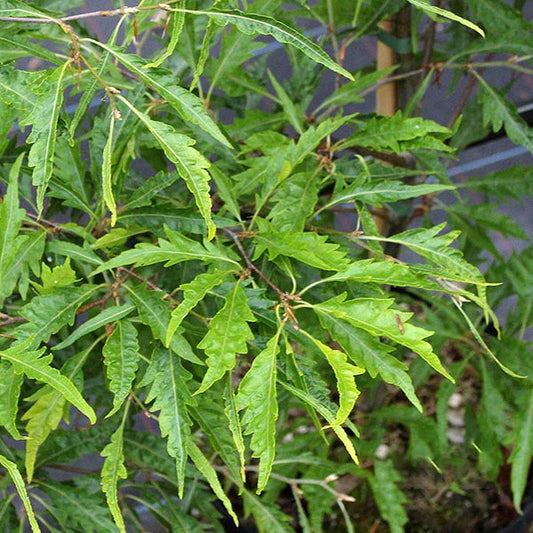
xmin=0 ymin=2 xmax=181 ymax=24
xmin=223 ymin=229 xmax=299 ymax=302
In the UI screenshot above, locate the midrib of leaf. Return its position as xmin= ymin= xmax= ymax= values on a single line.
xmin=0 ymin=78 xmax=34 ymax=107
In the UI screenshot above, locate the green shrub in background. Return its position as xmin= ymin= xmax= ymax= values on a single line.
xmin=0 ymin=1 xmax=531 ymax=531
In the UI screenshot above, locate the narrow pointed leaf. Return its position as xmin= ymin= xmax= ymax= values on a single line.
xmin=52 ymin=303 xmax=135 ymax=351
xmin=177 ymin=8 xmax=354 ymax=80
xmin=279 ymin=379 xmax=359 ymax=465
xmin=141 ymin=347 xmax=194 ymax=498
xmin=24 ymin=61 xmax=71 ymax=215
xmin=236 ymin=335 xmax=280 ymax=493
xmin=145 ymin=10 xmax=185 ymax=68
xmin=167 ymin=268 xmax=234 ymax=346
xmin=407 ymin=0 xmax=485 ymax=36
xmin=197 ymin=283 xmax=256 ymax=393
xmin=116 ymin=95 xmax=216 ymax=239
xmin=0 ymin=153 xmax=27 ymax=301
xmin=476 ymin=73 xmax=533 ymax=155
xmin=318 ymin=312 xmax=423 ymax=412
xmin=86 ymin=41 xmax=230 ymax=147
xmin=102 ymin=112 xmax=117 ymax=226
xmin=315 ymin=296 xmax=453 ymax=381
xmin=126 ymin=283 xmax=203 ymax=365
xmin=14 ymin=285 xmax=100 ymax=348
xmin=93 ymin=229 xmax=237 ymax=275
xmin=0 ymin=342 xmax=95 ymax=425
xmin=0 ymin=362 xmax=23 ymax=439
xmin=254 ymin=219 xmax=349 ymax=271
xmin=0 ymin=454 xmax=41 ymax=533
xmin=302 ymin=331 xmax=364 ymax=427
xmin=187 ymin=441 xmax=238 ymax=525
xmin=101 ymin=422 xmax=127 ymax=533
xmin=369 ymin=460 xmax=408 ymax=533
xmin=103 ymin=320 xmax=140 ymax=417
xmin=510 ymin=389 xmax=533 ymax=512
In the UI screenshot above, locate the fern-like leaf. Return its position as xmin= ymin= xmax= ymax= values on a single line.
xmin=23 ymin=61 xmax=71 ymax=215
xmin=236 ymin=335 xmax=280 ymax=493
xmin=197 ymin=282 xmax=256 ymax=393
xmin=101 ymin=420 xmax=128 ymax=533
xmin=103 ymin=319 xmax=140 ymax=417
xmin=141 ymin=346 xmax=194 ymax=498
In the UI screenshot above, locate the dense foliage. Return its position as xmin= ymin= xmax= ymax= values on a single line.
xmin=0 ymin=0 xmax=532 ymax=531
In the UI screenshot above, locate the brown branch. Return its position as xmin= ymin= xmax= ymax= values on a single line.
xmin=223 ymin=229 xmax=301 ymax=330
xmin=0 ymin=316 xmax=27 ymax=328
xmin=447 ymin=70 xmax=478 ymax=129
xmin=0 ymin=2 xmax=180 ymax=24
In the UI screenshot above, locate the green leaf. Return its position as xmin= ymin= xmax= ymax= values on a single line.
xmin=317 ymin=312 xmax=423 ymax=412
xmin=22 ymin=383 xmax=66 ymax=483
xmin=101 ymin=419 xmax=128 ymax=533
xmin=85 ymin=42 xmax=230 ymax=147
xmin=145 ymin=10 xmax=185 ymax=68
xmin=121 ymin=170 xmax=180 ymax=211
xmin=190 ymin=385 xmax=244 ymax=487
xmin=2 ymin=231 xmax=45 ymax=301
xmin=126 ymin=283 xmax=203 ymax=365
xmin=458 ymin=165 xmax=533 ymax=201
xmin=369 ymin=460 xmax=408 ymax=533
xmin=236 ymin=334 xmax=280 ymax=493
xmin=197 ymin=282 xmax=256 ymax=393
xmin=315 ymin=295 xmax=453 ymax=381
xmin=111 ymin=94 xmax=217 ymax=238
xmin=103 ymin=319 xmax=140 ymax=417
xmin=302 ymin=331 xmax=364 ymax=426
xmin=224 ymin=376 xmax=246 ymax=482
xmin=406 ymin=0 xmax=485 ymax=36
xmin=47 ymin=240 xmax=103 ymax=266
xmin=38 ymin=480 xmax=116 ymax=533
xmin=14 ymin=285 xmax=100 ymax=348
xmin=475 ymin=73 xmax=533 ymax=155
xmin=167 ymin=267 xmax=234 ymax=346
xmin=254 ymin=219 xmax=349 ymax=271
xmin=141 ymin=346 xmax=194 ymax=498
xmin=33 ymin=257 xmax=77 ymax=295
xmin=364 ymin=223 xmax=486 ymax=286
xmin=18 ymin=343 xmax=96 ymax=481
xmin=0 ymin=361 xmax=23 ymax=439
xmin=268 ymin=172 xmax=319 ymax=232
xmin=0 ymin=34 xmax=60 ymax=65
xmin=93 ymin=227 xmax=237 ymax=275
xmin=0 ymin=153 xmax=27 ymax=302
xmin=268 ymin=70 xmax=303 ymax=134
xmin=324 ymin=179 xmax=452 ymax=210
xmin=187 ymin=441 xmax=238 ymax=525
xmin=0 ymin=344 xmax=95 ymax=420
xmin=509 ymin=388 xmax=533 ymax=512
xmin=179 ymin=8 xmax=354 ymax=80
xmin=243 ymin=490 xmax=296 ymax=533
xmin=102 ymin=112 xmax=117 ymax=226
xmin=0 ymin=454 xmax=41 ymax=533
xmin=23 ymin=61 xmax=71 ymax=215
xmin=53 ymin=303 xmax=135 ymax=351
xmin=279 ymin=379 xmax=359 ymax=465
xmin=337 ymin=111 xmax=452 ymax=153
